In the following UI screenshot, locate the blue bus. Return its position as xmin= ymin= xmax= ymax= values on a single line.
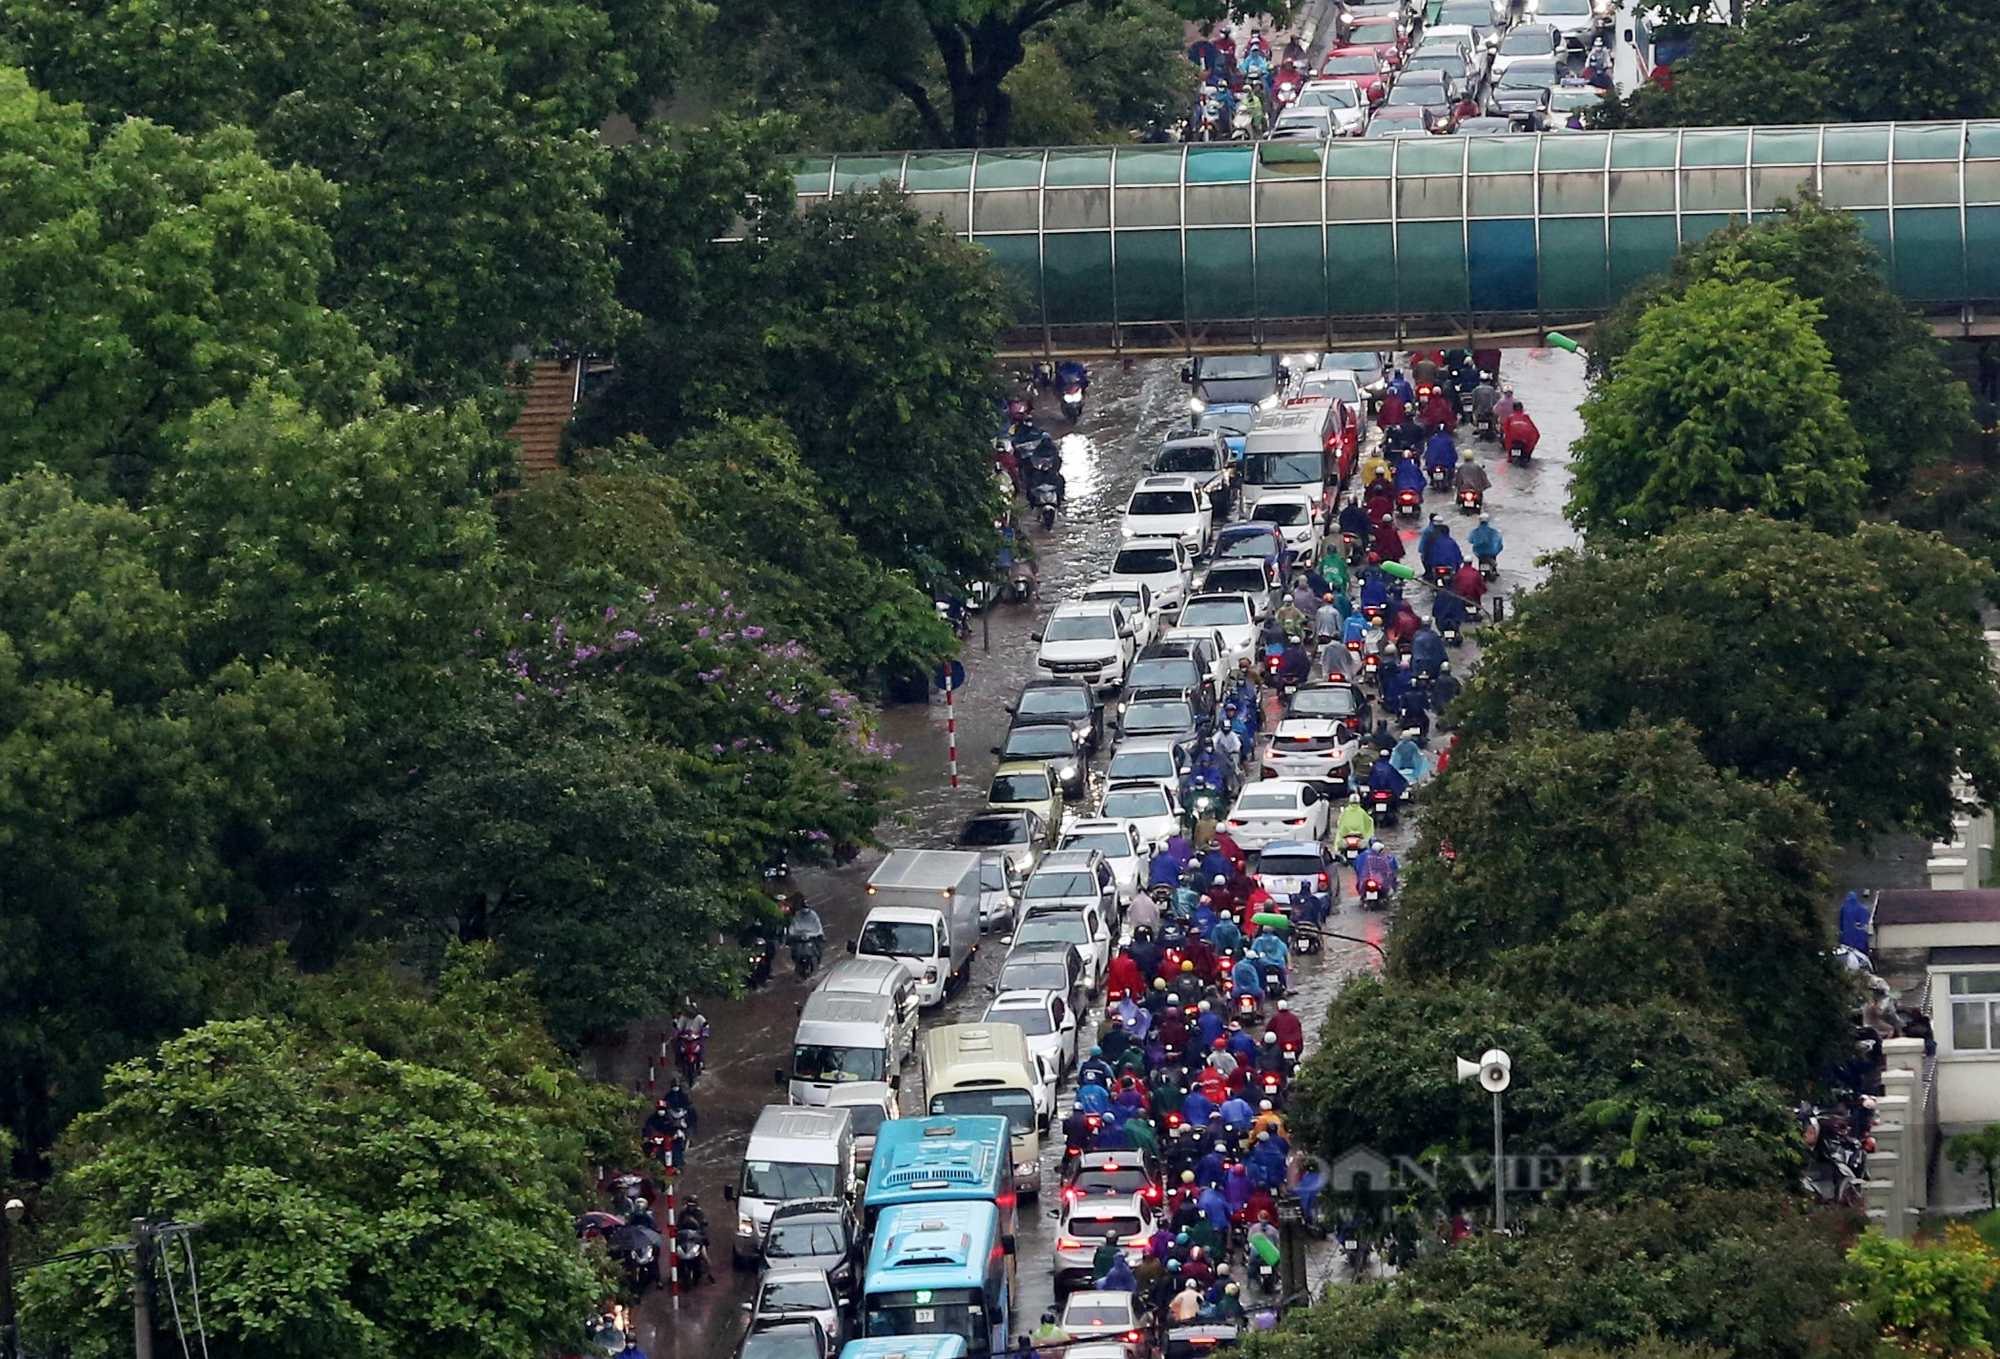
xmin=840 ymin=1340 xmax=969 ymax=1359
xmin=863 ymin=1117 xmax=1017 ymax=1248
xmin=861 ymin=1202 xmax=1010 ymax=1359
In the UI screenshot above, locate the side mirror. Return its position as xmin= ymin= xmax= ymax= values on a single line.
xmin=1001 ymin=935 xmax=1015 ymax=946
xmin=724 ymin=1186 xmax=739 ymax=1201
xmin=890 ymin=1074 xmax=902 ymax=1090
xmin=773 ymin=1067 xmax=786 ymax=1087
xmin=743 ymin=1303 xmax=755 ymax=1315
xmin=1179 ymin=363 xmax=1195 ymax=384
xmin=991 ymin=746 xmax=1004 ymax=756
xmin=846 ymin=940 xmax=858 ymax=954
xmin=1031 ymin=631 xmax=1044 ymax=642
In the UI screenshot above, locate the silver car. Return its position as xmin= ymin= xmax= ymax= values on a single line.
xmin=745 ymin=1269 xmax=844 ymax=1359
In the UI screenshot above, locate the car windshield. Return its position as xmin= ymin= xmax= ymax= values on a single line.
xmin=1501 ymin=24 xmax=1554 ymax=50
xmin=859 ymin=919 xmax=939 ymax=957
xmin=960 ymin=817 xmax=1028 ymax=846
xmin=999 ymin=958 xmax=1071 ymax=992
xmin=991 ymin=772 xmax=1052 ymax=803
xmin=1071 ymin=1165 xmax=1153 ymax=1198
xmin=1242 ymin=452 xmax=1323 ymax=486
xmin=1005 ymin=727 xmax=1075 ymax=758
xmin=1045 ymin=614 xmax=1118 ymax=642
xmin=765 ymin=1220 xmax=848 ymax=1261
xmin=1155 ymin=444 xmax=1220 ymax=474
xmin=1551 ymin=87 xmax=1604 ymax=109
xmin=1196 ymin=408 xmax=1255 ymax=438
xmin=1290 ymin=687 xmax=1359 ymax=717
xmin=1016 ymin=916 xmax=1089 ymax=947
xmin=986 ymin=1004 xmax=1055 ymax=1036
xmin=1503 ymin=59 xmax=1557 ymax=86
xmin=1020 ymin=689 xmax=1090 ymax=720
xmin=1388 ymin=82 xmax=1441 ymax=104
xmin=1217 ymin=533 xmax=1280 ymax=560
xmin=1410 ymin=52 xmax=1464 ymax=72
xmin=1322 ymin=54 xmax=1376 ymax=73
xmin=981 ymin=859 xmax=1011 ymax=891
xmin=1128 ymin=660 xmax=1199 ymax=689
xmin=1181 ymin=598 xmax=1251 ymax=628
xmin=1106 ymin=751 xmax=1175 ymax=782
xmin=1252 ymin=502 xmax=1308 ymax=526
xmin=793 ymin=1044 xmax=888 ymax=1082
xmin=1198 ymin=356 xmax=1277 ymax=381
xmin=1204 ymin=567 xmax=1269 ymax=594
xmin=1302 ymin=373 xmax=1359 ymax=400
xmin=1258 ymin=852 xmax=1325 ymax=879
xmin=744 ymin=1327 xmax=825 ymax=1359
xmin=838 ymin=1102 xmax=886 ymax=1137
xmin=1307 ymin=84 xmax=1359 ymax=107
xmin=1026 ymin=870 xmax=1098 ymax=899
xmin=1538 ymin=0 xmax=1591 ymax=13
xmin=1064 ymin=831 xmax=1135 ymax=860
xmin=931 ymin=1087 xmax=1037 ymax=1133
xmin=1129 ymin=491 xmax=1197 ymax=516
xmin=1065 ymin=1213 xmax=1142 ymax=1241
xmin=761 ymin=1277 xmax=835 ymax=1313
xmin=1113 ymin=546 xmax=1179 ymax=575
xmin=1440 ymin=3 xmax=1490 ymax=24
xmin=1101 ymin=787 xmax=1170 ymax=819
xmin=1236 ymin=790 xmax=1301 ymax=811
xmin=743 ymin=1161 xmax=839 ymax=1200
xmin=1064 ymin=1297 xmax=1136 ymax=1327
xmin=1125 ymin=701 xmax=1193 ymax=731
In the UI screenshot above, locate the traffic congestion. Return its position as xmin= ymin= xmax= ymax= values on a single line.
xmin=1181 ymin=0 xmax=1623 ymax=141
xmin=586 ymin=337 xmax=1583 ymax=1359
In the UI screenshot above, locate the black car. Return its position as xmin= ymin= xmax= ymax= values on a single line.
xmin=761 ymin=1198 xmax=863 ymax=1304
xmin=994 ymin=722 xmax=1088 ymax=800
xmin=1125 ymin=655 xmax=1215 ymax=721
xmin=1010 ymin=678 xmax=1102 ymax=752
xmin=1181 ymin=353 xmax=1284 ymax=408
xmin=1138 ymin=636 xmax=1224 ymax=703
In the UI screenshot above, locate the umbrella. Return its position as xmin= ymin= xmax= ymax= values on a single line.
xmin=607 ymin=1224 xmax=661 ymax=1259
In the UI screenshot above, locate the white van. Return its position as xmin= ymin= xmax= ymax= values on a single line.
xmin=787 ymin=988 xmax=910 ymax=1106
xmin=727 ymin=1104 xmax=857 ymax=1265
xmin=1240 ymin=404 xmax=1338 ymax=517
xmin=815 ymin=957 xmax=921 ymax=1042
xmin=922 ymin=1025 xmax=1048 ymax=1198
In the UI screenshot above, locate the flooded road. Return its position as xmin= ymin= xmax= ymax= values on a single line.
xmin=592 ymin=348 xmax=1588 ymax=1359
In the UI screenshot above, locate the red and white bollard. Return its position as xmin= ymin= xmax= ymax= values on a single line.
xmin=664 ymin=1166 xmax=679 ymax=1311
xmin=945 ymin=670 xmax=959 ymax=789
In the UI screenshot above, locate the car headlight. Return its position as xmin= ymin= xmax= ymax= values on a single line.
xmin=738 ymin=1216 xmax=755 ymax=1237
xmin=1257 ymin=393 xmax=1281 ymax=410
xmin=1059 ymin=764 xmax=1078 ymax=781
xmin=1188 ymin=396 xmax=1207 ymax=413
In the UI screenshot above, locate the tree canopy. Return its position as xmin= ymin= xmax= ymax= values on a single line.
xmin=1568 ymin=273 xmax=1866 ymax=538
xmin=1452 ymin=514 xmax=2000 ymax=840
xmin=1589 ymin=199 xmax=1969 ymax=497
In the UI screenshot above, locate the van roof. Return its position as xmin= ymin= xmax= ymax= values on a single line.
xmin=799 ymin=989 xmax=897 ymax=1027
xmin=923 ymin=1023 xmax=1034 ymax=1082
xmin=1246 ymin=405 xmax=1327 ymax=433
xmin=866 ymin=849 xmax=983 ymax=893
xmin=817 ymin=956 xmax=911 ymax=996
xmin=751 ymin=1104 xmax=856 ymax=1143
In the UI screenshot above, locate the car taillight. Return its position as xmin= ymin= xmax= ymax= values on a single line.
xmin=1058 ymin=1237 xmax=1082 ymax=1250
xmin=1284 ymin=818 xmax=1305 ymax=825
xmin=1318 ymin=872 xmax=1329 ymax=884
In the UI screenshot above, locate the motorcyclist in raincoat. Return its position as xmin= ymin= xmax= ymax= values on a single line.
xmin=1423 ymin=429 xmax=1458 ymax=478
xmin=1336 ymin=794 xmax=1375 ymax=844
xmin=1469 ymin=516 xmax=1503 ymax=565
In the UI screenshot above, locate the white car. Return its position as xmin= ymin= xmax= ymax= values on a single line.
xmin=1096 ymin=779 xmax=1182 ymax=855
xmin=1261 ymin=684 xmax=1364 ymax=789
xmin=1252 ymin=839 xmax=1340 ymax=903
xmin=1169 ymin=594 xmax=1260 ymax=671
xmin=1107 ymin=537 xmax=1195 ymax=614
xmin=1491 ymin=20 xmax=1559 ymax=78
xmin=1061 ymin=818 xmax=1148 ymax=898
xmin=977 ymin=852 xmax=1024 ymax=930
xmin=1009 ymin=904 xmax=1112 ymax=994
xmin=1080 ymin=579 xmax=1158 ymax=650
xmin=1059 ymin=1292 xmax=1152 ymax=1358
xmin=1102 ymin=737 xmax=1194 ymax=803
xmin=1054 ymin=1195 xmax=1157 ymax=1293
xmin=1294 ymin=79 xmax=1369 ymax=135
xmin=984 ymin=987 xmax=1081 ymax=1078
xmin=1223 ymin=778 xmax=1330 ymax=851
xmin=1528 ymin=0 xmax=1602 ymax=49
xmin=1120 ymin=475 xmax=1212 ymax=552
xmin=1270 ymin=106 xmax=1337 ymax=141
xmin=1036 ymin=599 xmax=1139 ymax=692
xmin=1247 ymin=490 xmax=1322 ymax=562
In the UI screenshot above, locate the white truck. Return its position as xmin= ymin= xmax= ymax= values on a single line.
xmin=853 ymin=850 xmax=983 ymax=1008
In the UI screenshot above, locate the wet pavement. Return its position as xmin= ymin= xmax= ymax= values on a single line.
xmin=589 ymin=347 xmax=1588 ymax=1359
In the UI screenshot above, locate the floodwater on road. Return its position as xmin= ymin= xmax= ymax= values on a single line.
xmin=589 ymin=349 xmax=1587 ymax=1359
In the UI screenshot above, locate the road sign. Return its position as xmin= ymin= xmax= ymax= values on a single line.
xmin=934 ymin=659 xmax=966 ymax=691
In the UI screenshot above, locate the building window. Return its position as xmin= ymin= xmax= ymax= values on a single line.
xmin=1949 ymin=972 xmax=2000 ymax=1052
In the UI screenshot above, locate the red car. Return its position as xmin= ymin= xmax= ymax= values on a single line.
xmin=1344 ymin=15 xmax=1408 ymax=69
xmin=1318 ymin=47 xmax=1390 ymax=104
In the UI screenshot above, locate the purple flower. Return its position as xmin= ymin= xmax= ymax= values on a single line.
xmin=603 ymin=605 xmax=618 ymax=620
xmin=697 ymin=627 xmax=711 ymax=639
xmin=743 ymin=626 xmax=766 ymax=640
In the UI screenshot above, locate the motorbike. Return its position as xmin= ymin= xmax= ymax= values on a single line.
xmin=1359 ymin=874 xmax=1386 ymax=908
xmin=1458 ymin=486 xmax=1483 ymax=514
xmin=1029 ymin=480 xmax=1060 ymax=530
xmin=1251 ymin=1250 xmax=1280 ymax=1294
xmin=1230 ymin=105 xmax=1255 ymax=139
xmin=1258 ymin=959 xmax=1287 ymax=999
xmin=1368 ymin=787 xmax=1400 ymax=826
xmin=1340 ymin=832 xmax=1366 ymax=863
xmin=1006 ymin=563 xmax=1038 ymax=603
xmin=674 ymin=1030 xmax=706 ymax=1086
xmin=789 ymin=933 xmax=824 ymax=979
xmin=1507 ymin=438 xmax=1533 ymax=464
xmin=1477 ymin=552 xmax=1499 ymax=581
xmin=1395 ymin=488 xmax=1420 ymax=520
xmin=1197 ymin=97 xmax=1227 ymax=140
xmin=1061 ymin=383 xmax=1086 ymax=422
xmin=1440 ymin=618 xmax=1462 ymax=646
xmin=1361 ymin=651 xmax=1381 ymax=684
xmin=1189 ymin=786 xmax=1224 ymax=822
xmin=1234 ymin=988 xmax=1262 ymax=1021
xmin=1473 ymin=412 xmax=1497 ymax=441
xmin=1426 ymin=463 xmax=1451 ymax=491
xmin=1341 ymin=531 xmax=1361 ymax=564
xmin=673 ymin=1220 xmax=711 ymax=1288
xmin=744 ymin=933 xmax=773 ymax=989
xmin=1428 ymin=562 xmax=1453 ymax=590
xmin=934 ymin=597 xmax=971 ymax=639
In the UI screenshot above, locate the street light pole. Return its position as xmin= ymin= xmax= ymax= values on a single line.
xmin=130 ymin=1219 xmax=154 ymax=1359
xmin=1454 ymin=1048 xmax=1512 ymax=1235
xmin=1 ymin=1197 xmax=24 ymax=1359
xmin=1491 ymin=1089 xmax=1506 ymax=1234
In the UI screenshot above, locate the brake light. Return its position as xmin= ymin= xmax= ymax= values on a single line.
xmin=1318 ymin=873 xmax=1329 ymax=884
xmin=1364 ymin=879 xmax=1381 ymax=891
xmin=1058 ymin=1237 xmax=1082 ymax=1250
xmin=1284 ymin=818 xmax=1305 ymax=826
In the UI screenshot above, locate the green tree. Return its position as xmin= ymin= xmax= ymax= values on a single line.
xmin=0 ymin=469 xmax=336 ymax=1161
xmin=1 ymin=0 xmax=692 ymax=400
xmin=1245 ymin=1190 xmax=1871 ymax=1359
xmin=1590 ymin=199 xmax=1969 ymax=497
xmin=0 ymin=68 xmax=373 ymax=497
xmin=1951 ymin=1124 xmax=2000 ymax=1210
xmin=1390 ymin=714 xmax=1848 ymax=1082
xmin=1044 ymin=0 xmax=1201 ymax=133
xmin=1849 ymin=1229 xmax=2000 ymax=1357
xmin=20 ymin=1013 xmax=602 ymax=1359
xmin=1600 ymin=0 xmax=2000 ymax=129
xmin=584 ymin=174 xmax=1011 ymax=589
xmin=1569 ymin=273 xmax=1866 ymax=537
xmin=1452 ymin=514 xmax=2000 ymax=839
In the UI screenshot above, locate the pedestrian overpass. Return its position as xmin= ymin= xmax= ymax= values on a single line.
xmin=791 ymin=120 xmax=2000 ymax=356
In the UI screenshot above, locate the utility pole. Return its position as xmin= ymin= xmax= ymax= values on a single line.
xmin=129 ymin=1219 xmax=154 ymax=1359
xmin=1 ymin=1197 xmax=23 ymax=1359
xmin=1491 ymin=1089 xmax=1506 ymax=1234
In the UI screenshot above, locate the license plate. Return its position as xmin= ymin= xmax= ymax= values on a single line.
xmin=915 ymin=1310 xmax=936 ymax=1323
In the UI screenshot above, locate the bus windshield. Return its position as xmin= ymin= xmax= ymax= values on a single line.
xmin=931 ymin=1088 xmax=1037 ymax=1133
xmin=865 ymin=1289 xmax=990 ymax=1354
